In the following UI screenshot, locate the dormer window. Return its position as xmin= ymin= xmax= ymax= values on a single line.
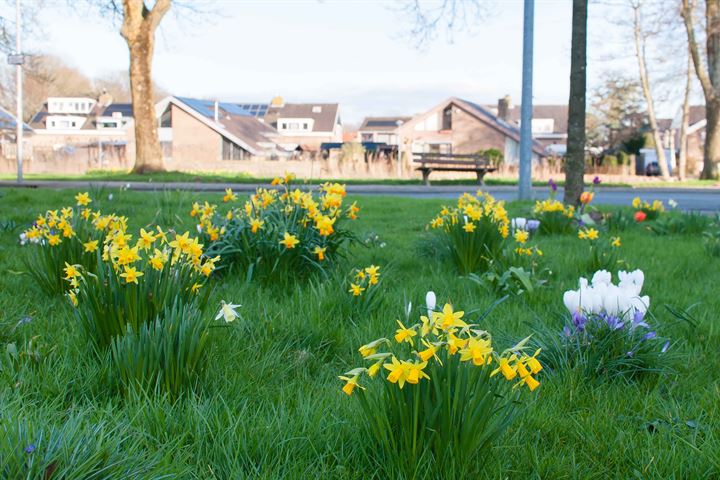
xmin=312 ymin=106 xmax=322 ymax=113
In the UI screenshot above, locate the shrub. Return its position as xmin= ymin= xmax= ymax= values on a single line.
xmin=110 ymin=300 xmax=224 ymax=398
xmin=539 ymin=270 xmax=673 ymax=379
xmin=647 ymin=211 xmax=712 ymax=236
xmin=21 ymin=192 xmax=126 ymax=295
xmin=339 ymin=296 xmax=541 ymax=476
xmin=427 ymin=191 xmax=510 ymax=274
xmin=68 ymin=227 xmax=214 ymax=350
xmin=195 ymin=179 xmax=359 ymax=282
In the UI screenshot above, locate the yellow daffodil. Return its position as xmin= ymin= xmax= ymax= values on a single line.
xmin=279 ymin=232 xmax=299 ymax=249
xmin=349 ymin=283 xmax=365 ymax=296
xmin=491 ymin=356 xmax=518 ymax=380
xmin=117 ymin=245 xmax=141 ymax=266
xmin=191 ymin=282 xmax=202 ymax=294
xmin=313 ymin=246 xmax=327 ymax=261
xmin=394 ymin=320 xmax=416 ymax=346
xmin=432 ymin=303 xmax=467 ymax=331
xmin=223 ymin=188 xmax=237 ymax=202
xmin=120 ymin=265 xmax=143 ymax=284
xmin=459 ymin=337 xmax=493 ymax=366
xmin=63 ymin=262 xmax=81 ymax=280
xmin=463 ymin=222 xmax=476 ymax=233
xmin=83 ymin=240 xmax=99 ymax=253
xmin=149 ymin=249 xmax=166 ymax=271
xmin=514 ymin=229 xmax=529 ymax=244
xmin=611 ymin=236 xmax=621 ymax=247
xmin=75 ymin=192 xmax=91 ymax=206
xmin=137 ymin=228 xmax=156 ymax=250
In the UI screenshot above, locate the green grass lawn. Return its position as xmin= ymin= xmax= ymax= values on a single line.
xmin=0 ymin=187 xmax=718 ymax=478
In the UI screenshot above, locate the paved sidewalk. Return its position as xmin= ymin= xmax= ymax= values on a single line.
xmin=1 ymin=179 xmax=719 ymax=211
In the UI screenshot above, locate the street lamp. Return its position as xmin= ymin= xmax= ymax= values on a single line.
xmin=396 ymin=119 xmax=404 ymax=179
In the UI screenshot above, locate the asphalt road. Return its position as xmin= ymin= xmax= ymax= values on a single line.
xmin=1 ymin=180 xmax=719 ymax=212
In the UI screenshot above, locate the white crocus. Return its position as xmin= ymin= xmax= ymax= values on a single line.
xmin=425 ymin=291 xmax=436 ymax=317
xmin=216 ymin=301 xmax=241 ymax=323
xmin=511 ymin=217 xmax=527 ymax=230
xmin=618 ymin=269 xmax=644 ymax=295
xmin=591 ymin=270 xmax=612 ymax=287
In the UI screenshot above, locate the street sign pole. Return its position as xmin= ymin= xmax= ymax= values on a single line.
xmin=15 ymin=0 xmax=23 ymax=183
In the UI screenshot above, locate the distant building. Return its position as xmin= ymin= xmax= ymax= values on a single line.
xmin=398 ymin=97 xmax=545 ymax=164
xmin=357 ymin=116 xmax=412 ymax=145
xmin=154 ymin=96 xmax=283 ymax=167
xmin=236 ymin=95 xmax=343 ymax=151
xmin=485 ymin=96 xmax=568 ymax=154
xmin=24 ymin=94 xmax=135 ymax=172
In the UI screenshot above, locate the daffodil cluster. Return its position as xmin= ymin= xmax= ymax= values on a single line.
xmin=66 ymin=227 xmax=216 ymax=349
xmin=21 ymin=192 xmax=129 ymax=294
xmin=347 ymin=265 xmax=381 ymax=297
xmin=192 ymin=176 xmax=359 ymax=281
xmin=533 ymin=199 xmax=576 ymax=235
xmin=632 ymin=196 xmax=664 ymax=221
xmin=340 ymin=299 xmax=542 ymax=395
xmin=428 ymin=191 xmax=510 ymax=274
xmin=577 ymin=228 xmax=623 ymax=272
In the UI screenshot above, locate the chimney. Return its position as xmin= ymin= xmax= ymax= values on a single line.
xmin=497 ymin=95 xmax=512 ymax=121
xmin=98 ymin=89 xmax=113 ymax=107
xmin=214 ymin=101 xmax=219 ymax=122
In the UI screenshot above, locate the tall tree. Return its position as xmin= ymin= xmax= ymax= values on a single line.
xmin=677 ymin=50 xmax=693 ymax=180
xmin=630 ymin=0 xmax=671 ymax=179
xmin=564 ymin=0 xmax=588 ymax=204
xmin=682 ymin=0 xmax=720 ymax=179
xmin=115 ymin=0 xmax=172 ymax=174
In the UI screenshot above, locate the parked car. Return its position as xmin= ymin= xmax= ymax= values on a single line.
xmin=645 ymin=162 xmax=661 ymax=176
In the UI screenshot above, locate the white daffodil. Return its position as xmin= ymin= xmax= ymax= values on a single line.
xmin=216 ymin=301 xmax=241 ymax=323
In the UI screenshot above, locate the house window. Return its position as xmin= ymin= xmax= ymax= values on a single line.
xmin=361 ymin=133 xmax=373 ymax=142
xmin=222 ymin=138 xmax=248 ymax=160
xmin=289 ymin=122 xmax=299 ymax=130
xmin=303 ymin=122 xmax=308 ymax=130
xmin=281 ymin=122 xmax=287 ymax=129
xmin=71 ymin=121 xmax=76 ymax=127
xmin=160 ymin=107 xmax=172 ymax=128
xmin=442 ymin=106 xmax=452 ymax=130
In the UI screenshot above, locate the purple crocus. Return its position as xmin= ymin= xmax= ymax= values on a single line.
xmin=604 ymin=315 xmax=624 ymax=331
xmin=563 ymin=325 xmax=572 ymax=337
xmin=593 ymin=176 xmax=601 ymax=185
xmin=527 ymin=219 xmax=540 ymax=231
xmin=631 ymin=310 xmax=649 ymax=330
xmin=549 ymin=178 xmax=558 ymax=192
xmin=661 ymin=340 xmax=670 ymax=353
xmin=572 ymin=311 xmax=587 ymax=331
xmin=24 ymin=444 xmax=35 ymax=454
xmin=643 ymin=331 xmax=657 ymax=341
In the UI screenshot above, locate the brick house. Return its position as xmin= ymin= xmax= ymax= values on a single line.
xmin=357 ymin=116 xmax=412 ymax=145
xmin=398 ymin=97 xmax=545 ymax=164
xmin=246 ymin=96 xmax=343 ymax=152
xmin=154 ymin=96 xmax=282 ymax=169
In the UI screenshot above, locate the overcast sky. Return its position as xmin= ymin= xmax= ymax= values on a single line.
xmin=26 ymin=0 xmax=694 ymax=125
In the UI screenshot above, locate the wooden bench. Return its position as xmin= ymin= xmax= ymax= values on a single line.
xmin=413 ymin=153 xmax=497 ymax=186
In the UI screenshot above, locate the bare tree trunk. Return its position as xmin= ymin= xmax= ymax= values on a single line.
xmin=678 ymin=50 xmax=692 ymax=180
xmin=564 ymin=0 xmax=588 ymax=204
xmin=632 ymin=1 xmax=670 ymax=179
xmin=120 ymin=0 xmax=171 ymax=174
xmin=682 ymin=0 xmax=720 ymax=179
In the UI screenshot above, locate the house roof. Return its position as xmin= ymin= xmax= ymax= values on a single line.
xmin=159 ymin=96 xmax=278 ymax=154
xmin=484 ymin=103 xmax=568 ymax=134
xmin=0 ymin=105 xmax=32 ymax=133
xmin=453 ymin=98 xmax=546 ymax=155
xmin=359 ymin=116 xmax=413 ymax=131
xmin=688 ymin=105 xmax=705 ymax=126
xmin=264 ymin=103 xmax=339 ymax=133
xmin=29 ymin=101 xmax=134 ymax=130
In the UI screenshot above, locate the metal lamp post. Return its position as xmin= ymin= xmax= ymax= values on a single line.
xmin=518 ymin=0 xmax=534 ymax=200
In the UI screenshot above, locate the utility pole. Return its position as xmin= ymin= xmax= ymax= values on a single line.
xmin=14 ymin=0 xmax=23 ymax=183
xmin=518 ymin=0 xmax=534 ymax=200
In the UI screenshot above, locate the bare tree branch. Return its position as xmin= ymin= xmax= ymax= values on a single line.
xmin=682 ymin=0 xmax=714 ymax=99
xmin=396 ymin=0 xmax=493 ymax=49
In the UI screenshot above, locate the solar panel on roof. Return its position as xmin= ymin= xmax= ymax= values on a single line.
xmin=366 ymin=120 xmax=401 ymax=127
xmin=234 ymin=103 xmax=269 ymax=117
